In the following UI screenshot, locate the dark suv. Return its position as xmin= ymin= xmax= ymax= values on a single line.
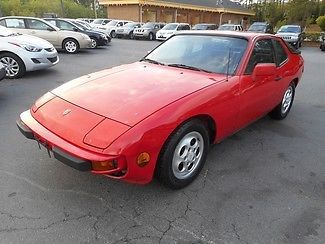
xmin=248 ymin=22 xmax=273 ymax=34
xmin=44 ymin=18 xmax=110 ymax=49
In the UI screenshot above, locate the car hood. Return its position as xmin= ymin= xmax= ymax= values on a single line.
xmin=52 ymin=62 xmax=225 ymax=126
xmin=4 ymin=34 xmax=54 ymax=48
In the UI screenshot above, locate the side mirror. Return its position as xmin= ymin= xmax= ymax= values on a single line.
xmin=0 ymin=63 xmax=6 ymax=81
xmin=47 ymin=27 xmax=55 ymax=31
xmin=73 ymin=27 xmax=79 ymax=32
xmin=252 ymin=63 xmax=276 ymax=81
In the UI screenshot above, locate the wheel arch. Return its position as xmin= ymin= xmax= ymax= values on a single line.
xmin=0 ymin=51 xmax=26 ymax=71
xmin=292 ymin=77 xmax=299 ymax=87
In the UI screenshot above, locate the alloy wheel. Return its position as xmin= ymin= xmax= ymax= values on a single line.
xmin=0 ymin=57 xmax=19 ymax=78
xmin=281 ymin=86 xmax=293 ymax=114
xmin=172 ymin=131 xmax=204 ymax=180
xmin=65 ymin=41 xmax=77 ymax=53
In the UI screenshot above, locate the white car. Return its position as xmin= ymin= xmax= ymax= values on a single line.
xmin=0 ymin=16 xmax=92 ymax=54
xmin=96 ymin=20 xmax=133 ymax=38
xmin=218 ymin=24 xmax=243 ymax=32
xmin=0 ymin=26 xmax=59 ymax=78
xmin=156 ymin=23 xmax=191 ymax=41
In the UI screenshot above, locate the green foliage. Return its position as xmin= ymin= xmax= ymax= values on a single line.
xmin=304 ymin=32 xmax=322 ymax=41
xmin=316 ymin=16 xmax=325 ymax=31
xmin=0 ymin=0 xmax=106 ymax=18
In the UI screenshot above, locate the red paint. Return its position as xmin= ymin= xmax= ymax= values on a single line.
xmin=19 ymin=32 xmax=304 ymax=184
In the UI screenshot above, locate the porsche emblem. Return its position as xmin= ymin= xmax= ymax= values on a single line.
xmin=62 ymin=109 xmax=72 ymax=116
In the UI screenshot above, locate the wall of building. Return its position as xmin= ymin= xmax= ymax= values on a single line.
xmin=107 ymin=5 xmax=140 ymax=21
xmin=106 ymin=4 xmax=246 ymax=26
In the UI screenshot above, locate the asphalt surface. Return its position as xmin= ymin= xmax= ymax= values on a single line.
xmin=0 ymin=40 xmax=324 ymax=244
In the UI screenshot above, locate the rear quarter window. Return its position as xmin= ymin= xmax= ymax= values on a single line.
xmin=272 ymin=39 xmax=288 ymax=66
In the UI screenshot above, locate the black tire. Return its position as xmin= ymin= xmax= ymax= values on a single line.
xmin=156 ymin=119 xmax=210 ymax=189
xmin=90 ymin=37 xmax=98 ymax=49
xmin=134 ymin=36 xmax=139 ymax=40
xmin=62 ymin=38 xmax=79 ymax=54
xmin=148 ymin=32 xmax=154 ymax=41
xmin=0 ymin=52 xmax=25 ymax=79
xmin=128 ymin=31 xmax=134 ymax=39
xmin=110 ymin=30 xmax=116 ymax=38
xmin=269 ymin=82 xmax=295 ymax=120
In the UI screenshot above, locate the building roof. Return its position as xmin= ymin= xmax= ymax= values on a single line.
xmin=99 ymin=0 xmax=254 ymax=16
xmin=161 ymin=0 xmax=249 ymax=13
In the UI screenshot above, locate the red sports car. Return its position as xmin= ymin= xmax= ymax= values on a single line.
xmin=17 ymin=31 xmax=304 ymax=189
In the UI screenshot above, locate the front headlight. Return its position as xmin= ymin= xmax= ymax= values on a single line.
xmin=9 ymin=42 xmax=42 ymax=52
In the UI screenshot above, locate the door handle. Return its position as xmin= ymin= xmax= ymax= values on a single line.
xmin=275 ymin=76 xmax=282 ymax=81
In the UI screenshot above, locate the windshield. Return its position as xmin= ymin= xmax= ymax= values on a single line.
xmin=144 ymin=35 xmax=248 ymax=75
xmin=278 ymin=26 xmax=300 ymax=33
xmin=142 ymin=23 xmax=154 ymax=28
xmin=72 ymin=21 xmax=87 ymax=30
xmin=248 ymin=25 xmax=266 ymax=32
xmin=123 ymin=23 xmax=138 ymax=28
xmin=107 ymin=20 xmax=118 ymax=26
xmin=162 ymin=24 xmax=178 ymax=30
xmin=93 ymin=19 xmax=104 ymax=24
xmin=218 ymin=25 xmax=234 ymax=31
xmin=193 ymin=24 xmax=207 ymax=30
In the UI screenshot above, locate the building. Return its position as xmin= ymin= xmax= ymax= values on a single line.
xmin=98 ymin=0 xmax=254 ymax=27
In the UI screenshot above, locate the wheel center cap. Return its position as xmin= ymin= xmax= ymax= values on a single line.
xmin=188 ymin=152 xmax=195 ymax=161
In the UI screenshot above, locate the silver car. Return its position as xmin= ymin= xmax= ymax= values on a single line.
xmin=115 ymin=22 xmax=142 ymax=39
xmin=276 ymin=25 xmax=304 ymax=48
xmin=0 ymin=16 xmax=92 ymax=54
xmin=134 ymin=22 xmax=165 ymax=41
xmin=0 ymin=26 xmax=59 ymax=78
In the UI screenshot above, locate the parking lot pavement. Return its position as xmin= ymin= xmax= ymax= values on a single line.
xmin=0 ymin=40 xmax=324 ymax=243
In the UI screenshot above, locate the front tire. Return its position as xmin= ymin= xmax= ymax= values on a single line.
xmin=63 ymin=39 xmax=79 ymax=54
xmin=0 ymin=52 xmax=25 ymax=79
xmin=269 ymin=82 xmax=295 ymax=120
xmin=110 ymin=30 xmax=116 ymax=38
xmin=156 ymin=119 xmax=210 ymax=189
xmin=90 ymin=37 xmax=98 ymax=49
xmin=148 ymin=32 xmax=154 ymax=41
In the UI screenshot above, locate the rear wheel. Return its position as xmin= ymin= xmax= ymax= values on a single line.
xmin=156 ymin=119 xmax=210 ymax=189
xmin=0 ymin=53 xmax=25 ymax=79
xmin=63 ymin=39 xmax=79 ymax=54
xmin=269 ymin=82 xmax=295 ymax=120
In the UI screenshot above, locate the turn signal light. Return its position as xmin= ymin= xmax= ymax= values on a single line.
xmin=92 ymin=160 xmax=117 ymax=171
xmin=137 ymin=152 xmax=150 ymax=167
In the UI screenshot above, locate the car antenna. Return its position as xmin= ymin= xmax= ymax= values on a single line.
xmin=226 ymin=47 xmax=231 ymax=81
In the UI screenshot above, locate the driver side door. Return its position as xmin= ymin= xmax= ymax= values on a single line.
xmin=237 ymin=38 xmax=278 ymax=129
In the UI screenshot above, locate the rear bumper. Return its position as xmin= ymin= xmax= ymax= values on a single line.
xmin=16 ymin=118 xmax=92 ymax=171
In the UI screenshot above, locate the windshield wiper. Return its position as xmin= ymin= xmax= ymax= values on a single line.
xmin=140 ymin=58 xmax=165 ymax=66
xmin=167 ymin=63 xmax=212 ymax=73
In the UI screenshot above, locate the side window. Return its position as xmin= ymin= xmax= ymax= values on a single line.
xmin=5 ymin=19 xmax=26 ymax=29
xmin=26 ymin=19 xmax=51 ymax=30
xmin=154 ymin=25 xmax=159 ymax=29
xmin=183 ymin=25 xmax=190 ymax=30
xmin=46 ymin=20 xmax=57 ymax=27
xmin=103 ymin=20 xmax=110 ymax=24
xmin=57 ymin=21 xmax=75 ymax=31
xmin=177 ymin=25 xmax=182 ymax=31
xmin=272 ymin=39 xmax=288 ymax=66
xmin=0 ymin=19 xmax=6 ymax=27
xmin=117 ymin=22 xmax=123 ymax=27
xmin=245 ymin=39 xmax=275 ymax=74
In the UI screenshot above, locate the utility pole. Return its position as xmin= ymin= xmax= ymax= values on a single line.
xmin=60 ymin=0 xmax=64 ymax=17
xmin=93 ymin=0 xmax=97 ymax=18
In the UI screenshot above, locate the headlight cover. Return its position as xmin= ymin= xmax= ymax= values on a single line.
xmin=9 ymin=42 xmax=42 ymax=52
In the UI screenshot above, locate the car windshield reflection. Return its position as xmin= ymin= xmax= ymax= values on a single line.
xmin=143 ymin=35 xmax=248 ymax=75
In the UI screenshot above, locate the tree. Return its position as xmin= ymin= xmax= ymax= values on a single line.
xmin=316 ymin=15 xmax=325 ymax=31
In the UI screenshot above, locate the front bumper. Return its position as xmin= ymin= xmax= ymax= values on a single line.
xmin=79 ymin=38 xmax=93 ymax=49
xmin=17 ymin=110 xmax=125 ymax=175
xmin=23 ymin=49 xmax=59 ymax=72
